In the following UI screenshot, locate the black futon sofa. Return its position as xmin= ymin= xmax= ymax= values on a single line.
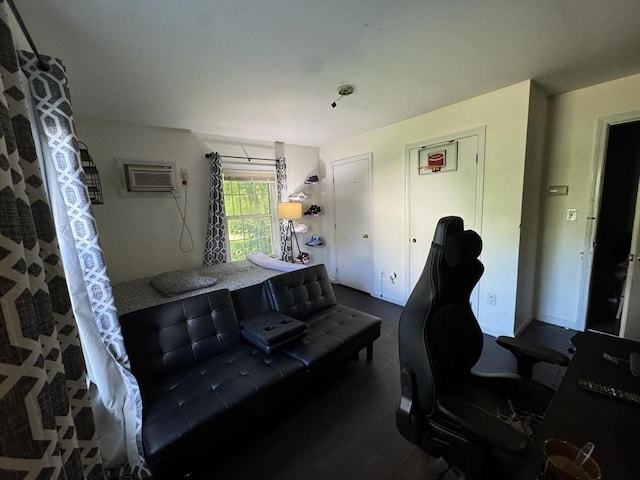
xmin=119 ymin=264 xmax=381 ymax=478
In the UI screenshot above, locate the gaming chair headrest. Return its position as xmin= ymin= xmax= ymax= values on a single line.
xmin=443 ymin=230 xmax=482 ymax=268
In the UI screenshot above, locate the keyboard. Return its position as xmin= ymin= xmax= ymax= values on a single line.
xmin=579 ymin=379 xmax=640 ymax=406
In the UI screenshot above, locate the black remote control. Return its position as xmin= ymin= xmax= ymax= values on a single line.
xmin=578 ymin=379 xmax=640 ymax=406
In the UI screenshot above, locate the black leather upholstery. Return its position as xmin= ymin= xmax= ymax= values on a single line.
xmin=265 ymin=265 xmax=338 ymax=318
xmin=120 ymin=289 xmax=305 ymax=477
xmin=120 ymin=264 xmax=381 ymax=478
xmin=282 ymin=304 xmax=381 ymax=367
xmin=396 ymin=217 xmax=566 ymax=479
xmin=266 ymin=265 xmax=381 ymax=368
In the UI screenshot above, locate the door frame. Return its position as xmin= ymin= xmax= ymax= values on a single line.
xmin=331 ymin=152 xmax=373 ymax=293
xmin=577 ymin=110 xmax=640 ymax=331
xmin=403 ymin=126 xmax=486 ymax=302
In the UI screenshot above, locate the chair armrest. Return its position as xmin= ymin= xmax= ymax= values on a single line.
xmin=496 ymin=336 xmax=569 ymax=377
xmin=437 ymin=394 xmax=528 ymax=456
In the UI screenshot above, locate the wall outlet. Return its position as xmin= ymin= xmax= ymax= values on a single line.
xmin=181 ymin=168 xmax=189 ymax=181
xmin=487 ymin=293 xmax=497 ymax=306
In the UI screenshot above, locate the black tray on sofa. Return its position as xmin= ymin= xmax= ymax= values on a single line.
xmin=241 ymin=311 xmax=307 ymax=353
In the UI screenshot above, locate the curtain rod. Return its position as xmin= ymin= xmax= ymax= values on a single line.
xmin=205 ymin=152 xmax=281 ymax=163
xmin=7 ymin=0 xmax=50 ymax=71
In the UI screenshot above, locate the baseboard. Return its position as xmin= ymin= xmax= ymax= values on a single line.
xmin=514 ymin=317 xmax=533 ymax=337
xmin=371 ymin=291 xmax=405 ymax=306
xmin=478 ymin=323 xmax=513 ymax=338
xmin=537 ymin=314 xmax=579 ymax=331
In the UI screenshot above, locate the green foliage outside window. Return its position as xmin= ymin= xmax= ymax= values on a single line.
xmin=224 ymin=180 xmax=275 ymax=261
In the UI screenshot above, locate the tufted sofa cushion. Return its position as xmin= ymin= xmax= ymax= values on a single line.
xmin=266 ymin=265 xmax=382 ymax=368
xmin=265 ymin=264 xmax=337 ymax=318
xmin=120 ymin=289 xmax=244 ymax=387
xmin=120 ymin=289 xmax=305 ymax=476
xmin=282 ymin=304 xmax=381 ymax=367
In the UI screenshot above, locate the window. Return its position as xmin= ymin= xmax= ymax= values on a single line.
xmin=223 ymin=169 xmax=279 ymax=261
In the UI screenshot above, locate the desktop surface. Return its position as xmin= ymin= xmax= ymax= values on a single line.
xmin=519 ymin=331 xmax=640 ymax=479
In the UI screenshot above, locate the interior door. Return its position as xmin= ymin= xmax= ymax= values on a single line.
xmin=332 ymin=154 xmax=373 ymax=293
xmin=620 ymin=184 xmax=640 ymax=341
xmin=407 ymin=133 xmax=480 ymax=307
xmin=583 ymin=119 xmax=640 ymax=335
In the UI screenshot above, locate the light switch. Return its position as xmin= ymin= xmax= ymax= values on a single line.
xmin=566 ymin=209 xmax=578 ymax=221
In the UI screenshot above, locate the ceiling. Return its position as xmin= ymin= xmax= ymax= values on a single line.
xmin=16 ymin=0 xmax=640 ymax=147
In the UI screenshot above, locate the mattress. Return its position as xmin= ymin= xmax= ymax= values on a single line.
xmin=112 ymin=260 xmax=294 ymax=316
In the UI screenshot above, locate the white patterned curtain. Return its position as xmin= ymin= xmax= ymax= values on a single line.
xmin=17 ymin=48 xmax=149 ymax=479
xmin=0 ymin=3 xmax=104 ymax=478
xmin=276 ymin=157 xmax=292 ymax=261
xmin=204 ymin=152 xmax=227 ymax=265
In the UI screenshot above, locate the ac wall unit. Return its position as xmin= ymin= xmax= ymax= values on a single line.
xmin=124 ymin=163 xmax=175 ymax=192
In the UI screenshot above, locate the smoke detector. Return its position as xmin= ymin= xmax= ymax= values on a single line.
xmin=331 ymin=84 xmax=356 ymax=108
xmin=338 ymin=85 xmax=355 ymax=96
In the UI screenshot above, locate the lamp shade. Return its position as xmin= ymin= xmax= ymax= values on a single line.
xmin=278 ymin=202 xmax=303 ymax=220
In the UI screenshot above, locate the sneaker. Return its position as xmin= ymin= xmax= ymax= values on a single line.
xmin=289 ymin=192 xmax=308 ymax=202
xmin=294 ymin=252 xmax=310 ymax=264
xmin=294 ymin=223 xmax=309 ymax=234
xmin=306 ymin=234 xmax=324 ymax=246
xmin=304 ymin=205 xmax=322 ymax=216
xmin=304 ymin=175 xmax=319 ymax=184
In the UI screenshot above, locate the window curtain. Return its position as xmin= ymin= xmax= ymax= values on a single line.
xmin=276 ymin=157 xmax=292 ymax=261
xmin=15 ymin=45 xmax=149 ymax=479
xmin=0 ymin=5 xmax=104 ymax=478
xmin=204 ymin=152 xmax=227 ymax=265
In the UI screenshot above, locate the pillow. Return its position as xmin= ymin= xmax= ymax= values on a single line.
xmin=246 ymin=252 xmax=305 ymax=272
xmin=150 ymin=269 xmax=217 ymax=297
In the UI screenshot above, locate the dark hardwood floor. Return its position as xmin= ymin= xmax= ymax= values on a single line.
xmin=191 ymin=285 xmax=577 ymax=480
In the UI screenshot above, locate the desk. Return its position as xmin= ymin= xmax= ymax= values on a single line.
xmin=518 ymin=332 xmax=640 ymax=479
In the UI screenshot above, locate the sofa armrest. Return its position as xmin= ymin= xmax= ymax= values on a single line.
xmin=240 ymin=312 xmax=307 ymax=353
xmin=496 ymin=336 xmax=570 ymax=377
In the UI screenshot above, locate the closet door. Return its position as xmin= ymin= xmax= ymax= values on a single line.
xmin=620 ymin=181 xmax=640 ymax=341
xmin=332 ymin=153 xmax=373 ymax=293
xmin=406 ymin=129 xmax=483 ymax=311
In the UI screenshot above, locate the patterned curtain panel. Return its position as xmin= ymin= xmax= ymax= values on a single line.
xmin=0 ymin=5 xmax=104 ymax=479
xmin=276 ymin=157 xmax=291 ymax=261
xmin=17 ymin=51 xmax=150 ymax=478
xmin=204 ymin=152 xmax=227 ymax=265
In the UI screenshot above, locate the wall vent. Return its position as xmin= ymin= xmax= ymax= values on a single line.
xmin=124 ymin=163 xmax=175 ymax=192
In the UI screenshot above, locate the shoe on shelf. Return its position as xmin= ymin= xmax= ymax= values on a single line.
xmin=289 ymin=192 xmax=308 ymax=202
xmin=304 ymin=175 xmax=319 ymax=184
xmin=304 ymin=205 xmax=322 ymax=216
xmin=294 ymin=223 xmax=309 ymax=234
xmin=306 ymin=234 xmax=324 ymax=246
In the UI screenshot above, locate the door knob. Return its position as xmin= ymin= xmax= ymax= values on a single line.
xmin=411 ymin=238 xmax=417 ymax=243
xmin=629 ymin=253 xmax=635 ymax=262
xmin=362 ymin=234 xmax=369 ymax=238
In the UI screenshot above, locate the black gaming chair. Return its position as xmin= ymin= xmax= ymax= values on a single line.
xmin=396 ymin=216 xmax=569 ymax=479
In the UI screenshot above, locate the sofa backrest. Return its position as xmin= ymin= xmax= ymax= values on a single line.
xmin=265 ymin=264 xmax=337 ymax=319
xmin=231 ymin=282 xmax=271 ymax=321
xmin=119 ymin=289 xmax=242 ymax=386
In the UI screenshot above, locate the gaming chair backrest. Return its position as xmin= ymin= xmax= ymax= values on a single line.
xmin=398 ymin=216 xmax=484 ymax=416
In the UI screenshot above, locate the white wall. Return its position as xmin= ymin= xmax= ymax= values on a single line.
xmin=320 ymin=81 xmax=534 ymax=336
xmin=515 ymin=83 xmax=549 ymax=335
xmin=75 ymin=117 xmax=319 ymax=283
xmin=283 ymin=143 xmax=325 ymax=266
xmin=536 ymin=73 xmax=640 ymax=329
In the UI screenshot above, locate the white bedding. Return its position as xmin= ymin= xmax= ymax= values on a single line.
xmin=246 ymin=252 xmax=305 ymax=272
xmin=112 ymin=260 xmax=303 ymax=316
